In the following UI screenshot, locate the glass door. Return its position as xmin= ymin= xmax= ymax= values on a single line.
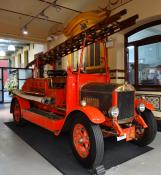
xmin=1 ymin=68 xmax=33 ymax=103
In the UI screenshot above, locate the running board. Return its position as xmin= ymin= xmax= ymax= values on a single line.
xmin=22 ymin=109 xmax=64 ymax=133
xmin=29 ymin=108 xmax=64 ymax=120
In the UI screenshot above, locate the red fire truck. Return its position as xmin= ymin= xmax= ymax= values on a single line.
xmin=10 ymin=9 xmax=157 ymax=169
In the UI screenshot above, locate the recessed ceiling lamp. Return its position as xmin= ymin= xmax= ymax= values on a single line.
xmin=8 ymin=45 xmax=15 ymax=51
xmin=47 ymin=34 xmax=58 ymax=42
xmin=22 ymin=25 xmax=28 ymax=35
xmin=40 ymin=10 xmax=49 ymax=20
xmin=0 ymin=50 xmax=6 ymax=57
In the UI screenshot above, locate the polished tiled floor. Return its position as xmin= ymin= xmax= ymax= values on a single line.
xmin=0 ymin=104 xmax=62 ymax=175
xmin=0 ymin=104 xmax=161 ymax=175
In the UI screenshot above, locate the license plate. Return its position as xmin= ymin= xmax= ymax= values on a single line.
xmin=117 ymin=134 xmax=126 ymax=141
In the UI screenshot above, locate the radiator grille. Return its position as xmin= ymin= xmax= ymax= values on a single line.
xmin=117 ymin=91 xmax=134 ymax=120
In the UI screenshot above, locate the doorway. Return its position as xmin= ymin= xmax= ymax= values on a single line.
xmin=0 ymin=67 xmax=33 ymax=103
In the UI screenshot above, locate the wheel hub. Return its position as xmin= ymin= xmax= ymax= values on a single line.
xmin=73 ymin=123 xmax=90 ymax=158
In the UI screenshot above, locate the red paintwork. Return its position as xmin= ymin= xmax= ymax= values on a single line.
xmin=73 ymin=123 xmax=90 ymax=158
xmin=13 ymin=102 xmax=21 ymax=123
xmin=135 ymin=98 xmax=154 ymax=111
xmin=22 ymin=110 xmax=64 ymax=132
xmin=72 ymin=106 xmax=106 ymax=124
xmin=11 ymin=39 xmax=154 ymax=141
xmin=123 ymin=126 xmax=135 ymax=141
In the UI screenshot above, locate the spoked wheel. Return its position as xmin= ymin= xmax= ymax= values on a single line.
xmin=13 ymin=99 xmax=25 ymax=126
xmin=73 ymin=123 xmax=90 ymax=159
xmin=70 ymin=113 xmax=104 ymax=168
xmin=134 ymin=109 xmax=157 ymax=146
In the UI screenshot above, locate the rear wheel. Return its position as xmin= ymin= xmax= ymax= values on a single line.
xmin=13 ymin=99 xmax=25 ymax=126
xmin=70 ymin=113 xmax=104 ymax=168
xmin=134 ymin=110 xmax=157 ymax=146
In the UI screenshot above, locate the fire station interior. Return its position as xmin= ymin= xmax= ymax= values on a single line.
xmin=0 ymin=0 xmax=161 ymax=175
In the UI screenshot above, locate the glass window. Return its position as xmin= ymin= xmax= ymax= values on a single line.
xmin=128 ymin=24 xmax=161 ymax=43
xmin=19 ymin=80 xmax=25 ymax=89
xmin=126 ymin=22 xmax=161 ymax=89
xmin=128 ymin=46 xmax=135 ymax=84
xmin=24 ymin=50 xmax=29 ymax=67
xmin=90 ymin=44 xmax=94 ymax=66
xmin=18 ymin=69 xmax=32 ymax=79
xmin=0 ymin=68 xmax=2 ymax=79
xmin=95 ymin=43 xmax=100 ymax=66
xmin=0 ymin=91 xmax=2 ymax=101
xmin=18 ymin=54 xmax=21 ymax=67
xmin=138 ymin=42 xmax=161 ymax=85
xmin=0 ymin=80 xmax=2 ymax=90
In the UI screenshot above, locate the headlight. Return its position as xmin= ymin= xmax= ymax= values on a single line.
xmin=137 ymin=103 xmax=145 ymax=112
xmin=81 ymin=100 xmax=87 ymax=107
xmin=108 ymin=107 xmax=119 ymax=118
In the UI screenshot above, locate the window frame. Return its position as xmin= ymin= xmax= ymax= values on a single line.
xmin=125 ymin=20 xmax=161 ymax=91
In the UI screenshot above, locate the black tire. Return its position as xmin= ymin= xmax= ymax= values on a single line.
xmin=13 ymin=99 xmax=26 ymax=126
xmin=70 ymin=113 xmax=104 ymax=169
xmin=134 ymin=109 xmax=157 ymax=146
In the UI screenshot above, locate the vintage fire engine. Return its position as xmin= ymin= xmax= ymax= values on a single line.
xmin=10 ymin=10 xmax=157 ymax=169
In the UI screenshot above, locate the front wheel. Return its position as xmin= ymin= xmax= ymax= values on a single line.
xmin=134 ymin=109 xmax=157 ymax=146
xmin=70 ymin=113 xmax=104 ymax=168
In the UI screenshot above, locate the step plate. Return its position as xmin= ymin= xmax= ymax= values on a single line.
xmin=29 ymin=108 xmax=64 ymax=120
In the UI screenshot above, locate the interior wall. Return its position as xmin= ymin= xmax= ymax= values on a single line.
xmin=107 ymin=0 xmax=161 ymax=84
xmin=109 ymin=0 xmax=161 ymax=118
xmin=11 ymin=43 xmax=47 ymax=68
xmin=47 ymin=0 xmax=161 ymax=85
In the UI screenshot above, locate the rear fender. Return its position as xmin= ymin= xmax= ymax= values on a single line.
xmin=135 ymin=99 xmax=154 ymax=111
xmin=10 ymin=96 xmax=30 ymax=113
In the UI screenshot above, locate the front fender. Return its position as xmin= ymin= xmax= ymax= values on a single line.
xmin=135 ymin=99 xmax=154 ymax=111
xmin=72 ymin=106 xmax=106 ymax=124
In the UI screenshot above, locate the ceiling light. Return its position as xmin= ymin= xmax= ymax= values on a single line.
xmin=22 ymin=26 xmax=28 ymax=35
xmin=8 ymin=45 xmax=15 ymax=51
xmin=47 ymin=35 xmax=58 ymax=42
xmin=0 ymin=50 xmax=6 ymax=57
xmin=39 ymin=10 xmax=49 ymax=20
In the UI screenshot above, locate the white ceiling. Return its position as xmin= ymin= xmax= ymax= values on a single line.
xmin=0 ymin=0 xmax=108 ymax=43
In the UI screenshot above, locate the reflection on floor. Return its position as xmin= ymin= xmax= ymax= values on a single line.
xmin=0 ymin=104 xmax=161 ymax=175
